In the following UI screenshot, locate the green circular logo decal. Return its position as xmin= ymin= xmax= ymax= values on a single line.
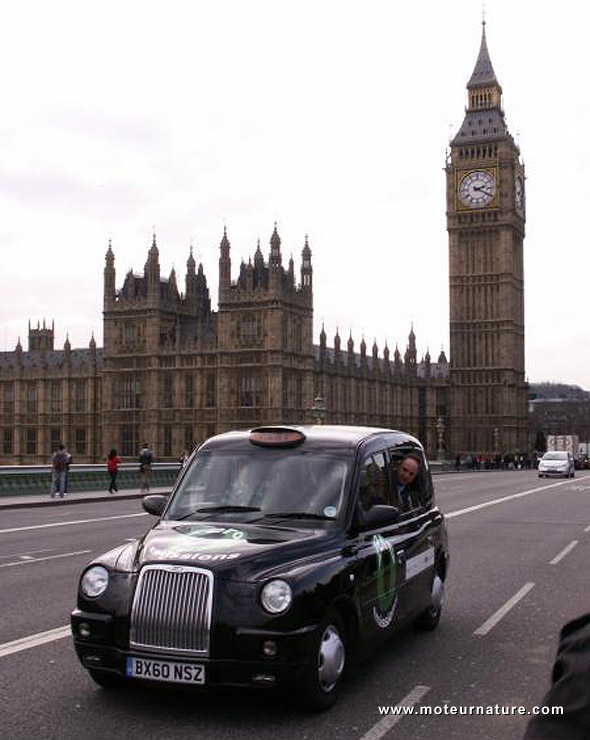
xmin=372 ymin=534 xmax=398 ymax=628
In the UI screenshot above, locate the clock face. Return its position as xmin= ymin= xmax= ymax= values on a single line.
xmin=459 ymin=170 xmax=496 ymax=208
xmin=515 ymin=175 xmax=524 ymax=211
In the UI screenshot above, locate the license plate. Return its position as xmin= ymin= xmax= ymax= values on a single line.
xmin=126 ymin=656 xmax=205 ymax=685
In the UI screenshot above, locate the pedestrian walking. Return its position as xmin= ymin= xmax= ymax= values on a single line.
xmin=138 ymin=442 xmax=153 ymax=492
xmin=106 ymin=448 xmax=121 ymax=493
xmin=50 ymin=444 xmax=70 ymax=498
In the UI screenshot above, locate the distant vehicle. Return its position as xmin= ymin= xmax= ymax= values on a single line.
xmin=538 ymin=450 xmax=575 ymax=478
xmin=546 ymin=435 xmax=580 ymax=465
xmin=71 ymin=425 xmax=449 ymax=710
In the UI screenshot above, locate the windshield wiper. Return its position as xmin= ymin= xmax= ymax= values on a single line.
xmin=175 ymin=504 xmax=261 ymax=520
xmin=262 ymin=512 xmax=334 ymax=521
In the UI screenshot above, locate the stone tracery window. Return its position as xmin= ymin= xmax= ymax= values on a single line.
xmin=240 ymin=314 xmax=258 ymax=345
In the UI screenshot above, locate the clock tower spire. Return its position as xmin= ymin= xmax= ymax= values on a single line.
xmin=446 ymin=22 xmax=528 ymax=457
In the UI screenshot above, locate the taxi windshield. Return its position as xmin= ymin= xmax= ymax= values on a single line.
xmin=166 ymin=449 xmax=351 ymax=521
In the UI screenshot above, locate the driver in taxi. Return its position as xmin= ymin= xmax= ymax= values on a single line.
xmin=392 ymin=453 xmax=421 ymax=512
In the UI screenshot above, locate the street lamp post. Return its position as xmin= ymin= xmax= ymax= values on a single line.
xmin=313 ymin=396 xmax=326 ymax=425
xmin=436 ymin=415 xmax=446 ymax=461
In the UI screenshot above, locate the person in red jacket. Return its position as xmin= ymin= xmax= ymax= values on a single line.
xmin=106 ymin=448 xmax=121 ymax=494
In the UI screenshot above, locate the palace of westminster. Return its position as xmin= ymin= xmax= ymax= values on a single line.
xmin=0 ymin=25 xmax=529 ymax=463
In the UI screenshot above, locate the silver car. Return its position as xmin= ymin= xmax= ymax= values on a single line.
xmin=538 ymin=451 xmax=575 ymax=478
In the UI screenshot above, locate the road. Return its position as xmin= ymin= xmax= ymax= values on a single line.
xmin=1 ymin=470 xmax=590 ymax=739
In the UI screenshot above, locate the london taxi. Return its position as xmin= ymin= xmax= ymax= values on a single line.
xmin=71 ymin=426 xmax=449 ymax=710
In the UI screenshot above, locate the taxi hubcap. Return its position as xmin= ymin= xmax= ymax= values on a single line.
xmin=430 ymin=574 xmax=444 ymax=614
xmin=317 ymin=624 xmax=345 ymax=692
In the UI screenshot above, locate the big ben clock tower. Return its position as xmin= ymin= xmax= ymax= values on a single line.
xmin=447 ymin=22 xmax=528 ymax=456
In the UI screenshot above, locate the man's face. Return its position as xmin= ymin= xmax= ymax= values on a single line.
xmin=398 ymin=457 xmax=419 ymax=486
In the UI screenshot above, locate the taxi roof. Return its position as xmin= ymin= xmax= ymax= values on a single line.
xmin=200 ymin=425 xmax=422 ymax=453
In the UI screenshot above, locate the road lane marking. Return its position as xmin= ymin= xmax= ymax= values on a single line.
xmin=585 ymin=525 xmax=590 ymax=532
xmin=0 ymin=550 xmax=92 ymax=568
xmin=359 ymin=685 xmax=431 ymax=740
xmin=473 ymin=582 xmax=535 ymax=636
xmin=0 ymin=548 xmax=55 ymax=560
xmin=0 ymin=512 xmax=147 ymax=535
xmin=446 ymin=476 xmax=590 ymax=519
xmin=0 ymin=625 xmax=71 ymax=659
xmin=549 ymin=540 xmax=578 ymax=565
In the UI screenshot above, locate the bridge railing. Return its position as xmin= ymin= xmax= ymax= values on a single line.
xmin=0 ymin=463 xmax=182 ymax=497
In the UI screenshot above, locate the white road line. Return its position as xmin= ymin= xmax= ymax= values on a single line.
xmin=358 ymin=685 xmax=431 ymax=740
xmin=0 ymin=511 xmax=147 ymax=535
xmin=0 ymin=550 xmax=92 ymax=568
xmin=0 ymin=548 xmax=55 ymax=561
xmin=473 ymin=582 xmax=535 ymax=636
xmin=549 ymin=540 xmax=578 ymax=565
xmin=585 ymin=525 xmax=590 ymax=533
xmin=0 ymin=547 xmax=55 ymax=562
xmin=446 ymin=476 xmax=590 ymax=519
xmin=0 ymin=625 xmax=71 ymax=659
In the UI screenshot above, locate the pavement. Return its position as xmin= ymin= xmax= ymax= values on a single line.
xmin=0 ymin=486 xmax=171 ymax=510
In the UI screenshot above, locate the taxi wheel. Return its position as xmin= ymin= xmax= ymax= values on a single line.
xmin=301 ymin=611 xmax=346 ymax=711
xmin=415 ymin=573 xmax=444 ymax=632
xmin=89 ymin=669 xmax=126 ymax=690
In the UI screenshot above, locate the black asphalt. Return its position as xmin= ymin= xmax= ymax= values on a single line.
xmin=2 ymin=470 xmax=590 ymax=739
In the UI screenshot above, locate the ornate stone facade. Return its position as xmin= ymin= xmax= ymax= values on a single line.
xmin=0 ymin=226 xmax=449 ymax=463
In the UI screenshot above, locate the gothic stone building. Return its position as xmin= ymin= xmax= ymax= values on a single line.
xmin=0 ymin=24 xmax=527 ymax=464
xmin=0 ymin=226 xmax=450 ymax=463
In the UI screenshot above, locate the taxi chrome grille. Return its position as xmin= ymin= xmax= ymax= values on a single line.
xmin=129 ymin=565 xmax=213 ymax=656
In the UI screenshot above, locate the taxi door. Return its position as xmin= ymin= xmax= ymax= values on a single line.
xmin=352 ymin=450 xmax=414 ymax=642
xmin=388 ymin=448 xmax=438 ymax=618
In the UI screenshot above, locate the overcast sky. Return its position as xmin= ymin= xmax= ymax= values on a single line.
xmin=1 ymin=0 xmax=589 ymax=389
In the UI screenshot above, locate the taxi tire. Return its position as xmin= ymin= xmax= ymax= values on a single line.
xmin=414 ymin=574 xmax=444 ymax=632
xmin=300 ymin=611 xmax=346 ymax=712
xmin=89 ymin=669 xmax=126 ymax=690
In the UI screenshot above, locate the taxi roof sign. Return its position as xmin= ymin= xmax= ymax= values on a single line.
xmin=249 ymin=427 xmax=306 ymax=447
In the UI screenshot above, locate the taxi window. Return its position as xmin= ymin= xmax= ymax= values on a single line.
xmin=358 ymin=451 xmax=392 ymax=511
xmin=388 ymin=448 xmax=426 ymax=513
xmin=167 ymin=449 xmax=351 ymax=520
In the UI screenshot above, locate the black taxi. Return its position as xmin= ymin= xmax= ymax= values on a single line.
xmin=71 ymin=426 xmax=449 ymax=710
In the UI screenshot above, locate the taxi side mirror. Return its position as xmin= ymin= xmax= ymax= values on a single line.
xmin=142 ymin=494 xmax=169 ymax=517
xmin=357 ymin=504 xmax=400 ymax=530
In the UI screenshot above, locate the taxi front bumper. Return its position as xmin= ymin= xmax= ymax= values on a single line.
xmin=71 ymin=609 xmax=320 ymax=690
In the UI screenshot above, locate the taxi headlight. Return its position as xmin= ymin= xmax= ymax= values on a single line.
xmin=260 ymin=580 xmax=292 ymax=614
xmin=81 ymin=566 xmax=109 ymax=598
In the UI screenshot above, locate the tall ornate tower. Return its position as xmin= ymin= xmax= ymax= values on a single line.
xmin=446 ymin=22 xmax=528 ymax=455
xmin=216 ymin=224 xmax=314 ymax=430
